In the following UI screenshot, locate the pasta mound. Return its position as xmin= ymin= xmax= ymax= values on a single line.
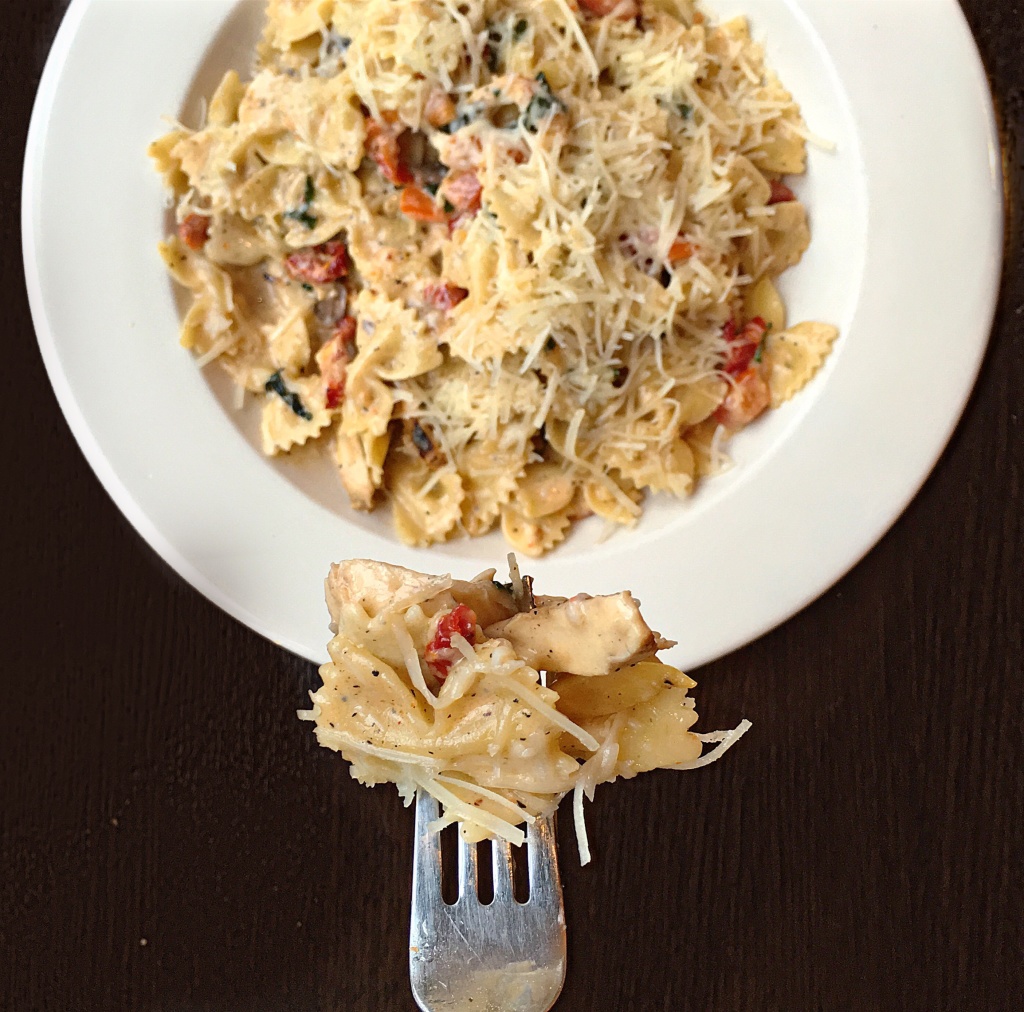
xmin=152 ymin=0 xmax=838 ymax=555
xmin=298 ymin=557 xmax=749 ymax=862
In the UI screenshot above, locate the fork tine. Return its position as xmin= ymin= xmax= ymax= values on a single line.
xmin=410 ymin=801 xmax=566 ymax=1011
xmin=526 ymin=815 xmax=561 ymax=908
xmin=457 ymin=834 xmax=478 ymax=900
xmin=412 ymin=790 xmax=442 ymax=903
xmin=491 ymin=838 xmax=514 ymax=902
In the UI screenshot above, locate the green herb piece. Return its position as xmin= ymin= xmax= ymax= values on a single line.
xmin=754 ymin=326 xmax=771 ymax=364
xmin=265 ymin=371 xmax=313 ymax=420
xmin=440 ymin=102 xmax=485 ymax=135
xmin=523 ymin=73 xmax=567 ymax=133
xmin=302 ymin=283 xmax=314 ymax=294
xmin=443 ymin=198 xmax=455 ymax=214
xmin=284 ymin=175 xmax=318 ymax=230
xmin=677 ymin=102 xmax=693 ymax=119
xmin=492 ymin=580 xmax=514 ymax=594
xmin=513 ymin=18 xmax=529 ymax=41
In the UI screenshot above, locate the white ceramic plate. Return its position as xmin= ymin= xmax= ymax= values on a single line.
xmin=24 ymin=0 xmax=1002 ymax=668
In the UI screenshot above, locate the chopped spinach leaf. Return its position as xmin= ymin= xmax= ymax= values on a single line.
xmin=265 ymin=371 xmax=313 ymax=420
xmin=284 ymin=175 xmax=318 ymax=230
xmin=522 ymin=73 xmax=567 ymax=132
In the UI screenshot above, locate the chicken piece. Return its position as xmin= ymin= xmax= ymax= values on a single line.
xmin=326 ymin=561 xmax=520 ymax=632
xmin=326 ymin=560 xmax=449 ymax=627
xmin=484 ymin=592 xmax=657 ymax=676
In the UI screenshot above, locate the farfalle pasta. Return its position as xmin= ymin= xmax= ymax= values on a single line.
xmin=152 ymin=0 xmax=838 ymax=555
xmin=299 ymin=556 xmax=750 ymax=862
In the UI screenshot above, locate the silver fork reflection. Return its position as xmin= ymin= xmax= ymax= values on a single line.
xmin=409 ymin=791 xmax=567 ymax=1012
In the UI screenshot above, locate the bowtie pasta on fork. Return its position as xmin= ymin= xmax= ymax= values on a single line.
xmin=299 ymin=556 xmax=750 ymax=863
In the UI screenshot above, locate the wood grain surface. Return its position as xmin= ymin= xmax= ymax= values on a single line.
xmin=2 ymin=2 xmax=1022 ymax=1009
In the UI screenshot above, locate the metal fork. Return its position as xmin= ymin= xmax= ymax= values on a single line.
xmin=409 ymin=791 xmax=567 ymax=1011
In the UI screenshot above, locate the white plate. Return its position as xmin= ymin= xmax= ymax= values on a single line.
xmin=23 ymin=0 xmax=1002 ymax=668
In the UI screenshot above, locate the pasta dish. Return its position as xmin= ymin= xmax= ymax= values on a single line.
xmin=152 ymin=0 xmax=837 ymax=555
xmin=299 ymin=556 xmax=749 ymax=862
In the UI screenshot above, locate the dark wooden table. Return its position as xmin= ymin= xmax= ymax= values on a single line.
xmin=3 ymin=2 xmax=1022 ymax=1009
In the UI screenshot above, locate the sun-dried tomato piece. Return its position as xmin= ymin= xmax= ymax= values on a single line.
xmin=285 ymin=241 xmax=349 ymax=285
xmin=365 ymin=119 xmax=414 ymax=186
xmin=722 ymin=317 xmax=768 ymax=376
xmin=424 ymin=603 xmax=478 ymax=679
xmin=400 ymin=186 xmax=447 ymax=223
xmin=423 ymin=282 xmax=469 ymax=311
xmin=439 ymin=171 xmax=482 ymax=214
xmin=316 ymin=316 xmax=358 ymax=409
xmin=768 ymin=179 xmax=796 ymax=205
xmin=178 ymin=214 xmax=211 ymax=250
xmin=714 ymin=367 xmax=771 ymax=429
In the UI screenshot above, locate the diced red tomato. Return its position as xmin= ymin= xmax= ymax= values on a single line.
xmin=768 ymin=179 xmax=796 ymax=205
xmin=424 ymin=604 xmax=478 ymax=679
xmin=316 ymin=316 xmax=358 ymax=409
xmin=579 ymin=0 xmax=639 ymax=17
xmin=440 ymin=171 xmax=483 ymax=214
xmin=178 ymin=214 xmax=210 ymax=250
xmin=400 ymin=186 xmax=447 ymax=223
xmin=714 ymin=367 xmax=771 ymax=429
xmin=365 ymin=119 xmax=413 ymax=186
xmin=668 ymin=239 xmax=695 ymax=263
xmin=722 ymin=316 xmax=767 ymax=376
xmin=285 ymin=241 xmax=349 ymax=285
xmin=423 ymin=282 xmax=469 ymax=311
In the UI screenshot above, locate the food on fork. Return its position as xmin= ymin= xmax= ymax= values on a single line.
xmin=299 ymin=557 xmax=749 ymax=863
xmin=151 ymin=0 xmax=838 ymax=557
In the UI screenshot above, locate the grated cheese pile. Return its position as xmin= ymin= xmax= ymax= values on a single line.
xmin=152 ymin=0 xmax=838 ymax=556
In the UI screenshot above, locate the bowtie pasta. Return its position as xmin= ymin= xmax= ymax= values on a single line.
xmin=151 ymin=0 xmax=838 ymax=556
xmin=299 ymin=556 xmax=749 ymax=863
